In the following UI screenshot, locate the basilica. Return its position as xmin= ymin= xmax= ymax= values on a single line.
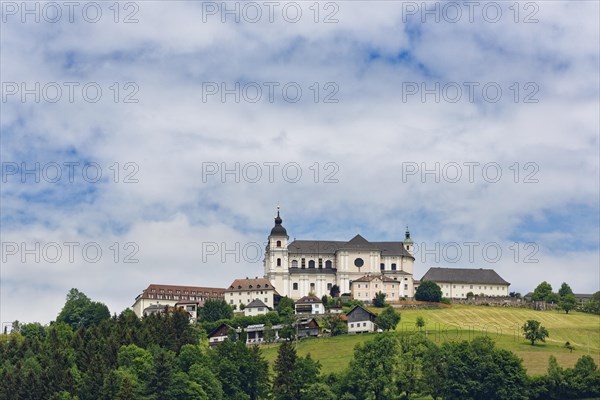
xmin=263 ymin=209 xmax=417 ymax=300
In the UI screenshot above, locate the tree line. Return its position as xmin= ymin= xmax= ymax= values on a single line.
xmin=1 ymin=288 xmax=599 ymax=399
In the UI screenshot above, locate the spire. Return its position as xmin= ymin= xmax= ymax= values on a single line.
xmin=270 ymin=204 xmax=287 ymax=236
xmin=404 ymin=226 xmax=413 ymax=243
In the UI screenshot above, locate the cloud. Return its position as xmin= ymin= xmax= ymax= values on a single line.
xmin=1 ymin=1 xmax=598 ymax=323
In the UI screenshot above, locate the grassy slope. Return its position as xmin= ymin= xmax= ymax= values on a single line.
xmin=261 ymin=305 xmax=600 ymax=375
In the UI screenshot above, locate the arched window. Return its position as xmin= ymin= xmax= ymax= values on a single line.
xmin=308 ymin=260 xmax=315 ymax=268
xmin=276 ymin=240 xmax=282 ymax=247
xmin=391 ymin=263 xmax=397 ymax=271
xmin=277 ymin=258 xmax=281 ymax=267
xmin=293 ymin=283 xmax=298 ymax=290
xmin=291 ymin=260 xmax=298 ymax=268
xmin=325 ymin=260 xmax=332 ymax=269
xmin=380 ymin=263 xmax=385 ymax=270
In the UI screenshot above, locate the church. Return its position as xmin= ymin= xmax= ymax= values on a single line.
xmin=263 ymin=208 xmax=417 ymax=300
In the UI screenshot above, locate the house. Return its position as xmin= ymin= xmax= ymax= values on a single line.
xmin=328 ymin=304 xmax=344 ymax=314
xmin=225 ymin=277 xmax=278 ymax=310
xmin=295 ymin=296 xmax=324 ymax=314
xmin=351 ymin=274 xmax=409 ymax=302
xmin=419 ymin=267 xmax=510 ymax=299
xmin=346 ymin=305 xmax=377 ymax=333
xmin=295 ymin=318 xmax=321 ymax=338
xmin=175 ymin=300 xmax=204 ymax=322
xmin=207 ymin=323 xmax=235 ymax=347
xmin=142 ymin=304 xmax=168 ymax=316
xmin=244 ymin=299 xmax=270 ymax=316
xmin=132 ymin=283 xmax=226 ymax=317
xmin=244 ymin=324 xmax=284 ymax=345
xmin=264 ymin=208 xmax=416 ymax=299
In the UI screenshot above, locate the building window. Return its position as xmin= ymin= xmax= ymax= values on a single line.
xmin=380 ymin=263 xmax=384 ymax=270
xmin=277 ymin=258 xmax=281 ymax=267
xmin=391 ymin=263 xmax=397 ymax=270
xmin=365 ymin=284 xmax=369 ymax=288
xmin=264 ymin=298 xmax=268 ymax=303
xmin=310 ymin=283 xmax=315 ymax=290
xmin=327 ymin=283 xmax=332 ymax=290
xmin=230 ymin=300 xmax=233 ymax=304
xmin=363 ymin=322 xmax=366 ymax=327
xmin=149 ymin=294 xmax=154 ymax=299
xmin=301 ymin=258 xmax=306 ymax=268
xmin=318 ymin=258 xmax=323 ymax=268
xmin=293 ymin=283 xmax=298 ymax=290
xmin=404 ymin=284 xmax=408 ymax=290
xmin=470 ymin=285 xmax=473 ymax=289
xmin=325 ymin=260 xmax=332 ymax=268
xmin=453 ymin=285 xmax=456 ymax=288
xmin=309 ymin=260 xmax=315 ymax=268
xmin=350 ymin=323 xmax=354 ymax=328
xmin=276 ymin=240 xmax=281 ymax=247
xmin=292 ymin=260 xmax=298 ymax=268
xmin=358 ymin=284 xmax=361 ymax=288
xmin=158 ymin=295 xmax=163 ymax=299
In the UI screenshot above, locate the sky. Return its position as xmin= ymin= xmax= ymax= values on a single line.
xmin=1 ymin=1 xmax=599 ymax=324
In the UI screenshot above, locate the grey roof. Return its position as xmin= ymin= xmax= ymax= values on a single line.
xmin=288 ymin=234 xmax=413 ymax=258
xmin=296 ymin=296 xmax=322 ymax=304
xmin=246 ymin=299 xmax=268 ymax=309
xmin=421 ymin=267 xmax=510 ymax=285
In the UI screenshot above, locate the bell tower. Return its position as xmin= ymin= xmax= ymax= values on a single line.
xmin=404 ymin=226 xmax=413 ymax=256
xmin=264 ymin=206 xmax=289 ymax=275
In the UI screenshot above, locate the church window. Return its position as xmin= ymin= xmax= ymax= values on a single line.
xmin=318 ymin=258 xmax=323 ymax=268
xmin=276 ymin=240 xmax=281 ymax=247
xmin=309 ymin=260 xmax=315 ymax=268
xmin=310 ymin=283 xmax=315 ymax=290
xmin=301 ymin=258 xmax=306 ymax=268
xmin=391 ymin=263 xmax=397 ymax=271
xmin=354 ymin=258 xmax=364 ymax=267
xmin=277 ymin=258 xmax=281 ymax=267
xmin=293 ymin=283 xmax=298 ymax=290
xmin=404 ymin=284 xmax=408 ymax=290
xmin=406 ymin=245 xmax=409 ymax=250
xmin=325 ymin=260 xmax=332 ymax=268
xmin=380 ymin=263 xmax=384 ymax=270
xmin=327 ymin=283 xmax=332 ymax=290
xmin=292 ymin=260 xmax=298 ymax=268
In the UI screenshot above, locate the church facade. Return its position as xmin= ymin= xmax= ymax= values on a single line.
xmin=263 ymin=209 xmax=416 ymax=300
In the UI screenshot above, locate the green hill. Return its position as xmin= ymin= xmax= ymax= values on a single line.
xmin=261 ymin=305 xmax=600 ymax=375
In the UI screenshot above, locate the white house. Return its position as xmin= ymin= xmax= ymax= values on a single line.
xmin=295 ymin=295 xmax=324 ymax=314
xmin=244 ymin=299 xmax=270 ymax=316
xmin=132 ymin=284 xmax=225 ymax=318
xmin=225 ymin=277 xmax=278 ymax=309
xmin=346 ymin=305 xmax=377 ymax=334
xmin=419 ymin=267 xmax=510 ymax=299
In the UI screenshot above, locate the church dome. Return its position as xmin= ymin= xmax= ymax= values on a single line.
xmin=270 ymin=210 xmax=287 ymax=236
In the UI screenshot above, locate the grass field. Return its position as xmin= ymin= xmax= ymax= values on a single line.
xmin=261 ymin=305 xmax=600 ymax=375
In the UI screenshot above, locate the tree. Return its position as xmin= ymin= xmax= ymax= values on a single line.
xmin=558 ymin=282 xmax=574 ymax=298
xmin=532 ymin=281 xmax=553 ymax=302
xmin=199 ymin=299 xmax=233 ymax=322
xmin=415 ymin=316 xmax=425 ymax=331
xmin=188 ymin=364 xmax=223 ymax=400
xmin=343 ymin=333 xmax=401 ymax=399
xmin=423 ymin=336 xmax=528 ymax=400
xmin=583 ymin=291 xmax=600 ymax=315
xmin=375 ymin=306 xmax=400 ymax=331
xmin=564 ymin=342 xmax=575 ymax=353
xmin=415 ymin=281 xmax=442 ymax=302
xmin=263 ymin=322 xmax=276 ymax=343
xmin=56 ymin=288 xmax=110 ymax=329
xmin=276 ymin=297 xmax=295 ymax=317
xmin=324 ymin=315 xmax=347 ymax=336
xmin=558 ymin=294 xmax=577 ymax=314
xmin=373 ymin=291 xmax=387 ymax=307
xmin=273 ymin=342 xmax=300 ymax=400
xmin=466 ymin=291 xmax=474 ymax=299
xmin=522 ymin=320 xmax=549 ymax=345
xmin=330 ymin=285 xmax=340 ymax=298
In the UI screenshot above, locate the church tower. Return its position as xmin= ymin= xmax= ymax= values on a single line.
xmin=264 ymin=206 xmax=289 ymax=276
xmin=404 ymin=226 xmax=413 ymax=256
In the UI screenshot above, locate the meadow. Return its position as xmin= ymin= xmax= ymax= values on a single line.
xmin=261 ymin=305 xmax=600 ymax=375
